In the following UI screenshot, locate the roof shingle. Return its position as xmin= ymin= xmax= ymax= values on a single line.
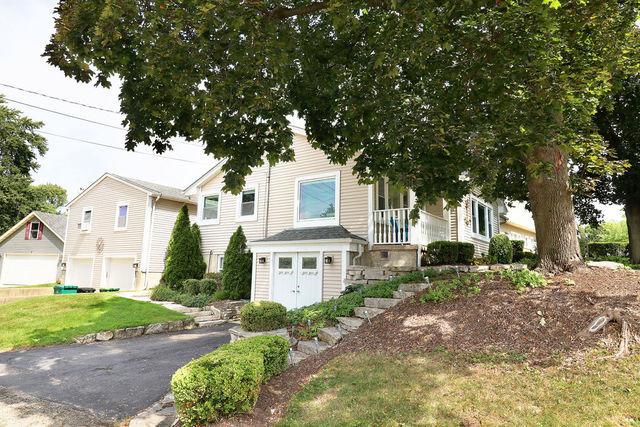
xmin=254 ymin=226 xmax=366 ymax=243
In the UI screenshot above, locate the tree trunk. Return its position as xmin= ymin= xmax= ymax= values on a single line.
xmin=526 ymin=145 xmax=583 ymax=272
xmin=625 ymin=200 xmax=640 ymax=265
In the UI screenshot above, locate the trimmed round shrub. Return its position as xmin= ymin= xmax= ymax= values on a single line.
xmin=457 ymin=243 xmax=475 ymax=264
xmin=172 ymin=350 xmax=264 ymax=426
xmin=489 ymin=234 xmax=513 ymax=264
xmin=200 ymin=278 xmax=221 ymax=295
xmin=175 ymin=293 xmax=210 ymax=308
xmin=511 ymin=240 xmax=525 ymax=262
xmin=203 ymin=272 xmax=221 ymax=280
xmin=222 ymin=336 xmax=289 ymax=380
xmin=240 ymin=301 xmax=287 ymax=332
xmin=150 ymin=285 xmax=177 ymax=302
xmin=183 ymin=279 xmax=202 ymax=295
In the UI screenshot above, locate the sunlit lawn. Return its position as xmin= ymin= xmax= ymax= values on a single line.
xmin=280 ymin=351 xmax=640 ymax=426
xmin=0 ymin=294 xmax=187 ymax=350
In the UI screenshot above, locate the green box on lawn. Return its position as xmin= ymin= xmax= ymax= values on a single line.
xmin=54 ymin=285 xmax=78 ymax=294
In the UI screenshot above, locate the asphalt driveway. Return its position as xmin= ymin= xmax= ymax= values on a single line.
xmin=0 ymin=324 xmax=233 ymax=423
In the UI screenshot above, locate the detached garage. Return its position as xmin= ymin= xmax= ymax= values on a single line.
xmin=0 ymin=211 xmax=66 ymax=286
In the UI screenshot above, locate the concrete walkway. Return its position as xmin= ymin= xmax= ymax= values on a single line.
xmin=0 ymin=324 xmax=232 ymax=425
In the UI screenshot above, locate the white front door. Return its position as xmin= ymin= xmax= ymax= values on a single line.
xmin=272 ymin=253 xmax=297 ymax=309
xmin=272 ymin=252 xmax=322 ymax=309
xmin=66 ymin=257 xmax=93 ymax=287
xmin=0 ymin=254 xmax=59 ymax=285
xmin=105 ymin=257 xmax=135 ymax=290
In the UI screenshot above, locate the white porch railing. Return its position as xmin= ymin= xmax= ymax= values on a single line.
xmin=372 ymin=208 xmax=449 ymax=245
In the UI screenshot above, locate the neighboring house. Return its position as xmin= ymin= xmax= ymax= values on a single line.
xmin=0 ymin=211 xmax=66 ymax=286
xmin=184 ymin=127 xmax=502 ymax=309
xmin=501 ymin=220 xmax=537 ymax=252
xmin=62 ymin=173 xmax=196 ymax=290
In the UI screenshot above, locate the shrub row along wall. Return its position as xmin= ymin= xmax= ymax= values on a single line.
xmin=171 ymin=335 xmax=289 ymax=426
xmin=426 ymin=241 xmax=475 ymax=265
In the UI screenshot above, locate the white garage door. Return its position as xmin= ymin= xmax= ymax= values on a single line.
xmin=66 ymin=258 xmax=93 ymax=287
xmin=105 ymin=258 xmax=135 ymax=290
xmin=0 ymin=254 xmax=59 ymax=285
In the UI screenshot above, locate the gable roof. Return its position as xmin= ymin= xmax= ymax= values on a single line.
xmin=0 ymin=211 xmax=67 ymax=245
xmin=67 ymin=173 xmax=194 ymax=207
xmin=184 ymin=124 xmax=307 ymax=194
xmin=253 ymin=226 xmax=367 ymax=243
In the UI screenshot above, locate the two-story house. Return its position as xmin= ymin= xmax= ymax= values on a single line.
xmin=185 ymin=127 xmax=502 ymax=309
xmin=62 ymin=173 xmax=196 ymax=290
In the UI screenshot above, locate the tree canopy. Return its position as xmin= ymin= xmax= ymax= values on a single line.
xmin=0 ymin=97 xmax=67 ymax=234
xmin=45 ymin=0 xmax=640 ymax=270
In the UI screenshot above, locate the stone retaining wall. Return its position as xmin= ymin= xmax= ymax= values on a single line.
xmin=74 ymin=318 xmax=198 ymax=344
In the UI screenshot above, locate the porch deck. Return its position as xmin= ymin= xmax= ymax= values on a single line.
xmin=372 ymin=208 xmax=449 ymax=245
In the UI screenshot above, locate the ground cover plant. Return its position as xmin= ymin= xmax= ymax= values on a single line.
xmin=0 ymin=294 xmax=187 ymax=350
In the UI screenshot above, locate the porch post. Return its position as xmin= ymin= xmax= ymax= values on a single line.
xmin=367 ymin=184 xmax=374 ymax=248
xmin=409 ymin=190 xmax=419 ymax=245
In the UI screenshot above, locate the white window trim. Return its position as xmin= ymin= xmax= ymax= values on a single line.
xmin=470 ymin=196 xmax=493 ymax=242
xmin=293 ymin=170 xmax=340 ymax=228
xmin=81 ymin=207 xmax=93 ymax=232
xmin=199 ymin=191 xmax=221 ymax=225
xmin=217 ymin=254 xmax=225 ymax=272
xmin=236 ymin=186 xmax=258 ymax=222
xmin=114 ymin=202 xmax=129 ymax=231
xmin=27 ymin=220 xmax=40 ymax=240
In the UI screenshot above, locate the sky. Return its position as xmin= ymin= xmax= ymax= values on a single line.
xmin=0 ymin=1 xmax=625 ymax=225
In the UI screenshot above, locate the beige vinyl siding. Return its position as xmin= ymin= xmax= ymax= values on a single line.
xmin=449 ymin=209 xmax=459 ymax=241
xmin=147 ymin=199 xmax=197 ymax=273
xmin=322 ymin=251 xmax=342 ymax=300
xmin=0 ymin=225 xmax=63 ymax=254
xmin=460 ymin=193 xmax=501 ymax=256
xmin=63 ymin=176 xmax=148 ymax=287
xmin=253 ymin=253 xmax=271 ymax=300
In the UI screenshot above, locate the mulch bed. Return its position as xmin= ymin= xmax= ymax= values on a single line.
xmin=219 ymin=267 xmax=640 ymax=426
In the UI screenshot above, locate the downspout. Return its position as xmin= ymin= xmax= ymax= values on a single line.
xmin=143 ymin=194 xmax=160 ymax=290
xmin=207 ymin=250 xmax=213 ymax=273
xmin=263 ymin=163 xmax=272 ymax=239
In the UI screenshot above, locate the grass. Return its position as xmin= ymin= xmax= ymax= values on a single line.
xmin=280 ymin=351 xmax=640 ymax=426
xmin=0 ymin=294 xmax=187 ymax=350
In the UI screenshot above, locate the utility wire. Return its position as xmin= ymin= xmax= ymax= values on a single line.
xmin=37 ymin=130 xmax=209 ymax=165
xmin=5 ymin=97 xmax=123 ymax=130
xmin=0 ymin=82 xmax=120 ymax=113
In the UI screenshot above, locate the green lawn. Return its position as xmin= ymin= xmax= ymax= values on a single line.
xmin=280 ymin=351 xmax=640 ymax=426
xmin=0 ymin=294 xmax=187 ymax=350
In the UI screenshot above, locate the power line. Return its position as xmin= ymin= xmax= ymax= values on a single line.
xmin=5 ymin=97 xmax=123 ymax=130
xmin=37 ymin=130 xmax=208 ymax=165
xmin=0 ymin=82 xmax=120 ymax=113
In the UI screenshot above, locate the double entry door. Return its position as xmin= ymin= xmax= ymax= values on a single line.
xmin=273 ymin=252 xmax=322 ymax=309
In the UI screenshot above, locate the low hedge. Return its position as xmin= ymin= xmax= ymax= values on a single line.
xmin=182 ymin=279 xmax=201 ymax=295
xmin=587 ymin=242 xmax=628 ymax=259
xmin=240 ymin=301 xmax=288 ymax=332
xmin=426 ymin=241 xmax=475 ymax=265
xmin=489 ymin=234 xmax=513 ymax=264
xmin=171 ymin=335 xmax=288 ymax=426
xmin=511 ymin=240 xmax=525 ymax=262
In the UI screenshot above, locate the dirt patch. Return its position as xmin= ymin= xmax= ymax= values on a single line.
xmin=219 ymin=267 xmax=640 ymax=426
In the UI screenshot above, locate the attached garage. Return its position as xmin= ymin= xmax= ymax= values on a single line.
xmin=103 ymin=257 xmax=136 ymax=291
xmin=66 ymin=257 xmax=94 ymax=287
xmin=0 ymin=254 xmax=60 ymax=286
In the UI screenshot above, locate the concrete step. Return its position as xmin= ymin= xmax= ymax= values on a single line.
xmin=364 ymin=297 xmax=401 ymax=309
xmin=354 ymin=306 xmax=385 ymax=319
xmin=163 ymin=304 xmax=201 ymax=313
xmin=193 ymin=315 xmax=217 ymax=323
xmin=317 ymin=327 xmax=344 ymax=346
xmin=336 ymin=316 xmax=364 ymax=332
xmin=196 ymin=320 xmax=226 ymax=328
xmin=189 ymin=310 xmax=213 ymax=317
xmin=298 ymin=339 xmax=331 ymax=355
xmin=288 ymin=350 xmax=309 ymax=365
xmin=398 ymin=282 xmax=430 ymax=293
xmin=393 ymin=290 xmax=415 ymax=299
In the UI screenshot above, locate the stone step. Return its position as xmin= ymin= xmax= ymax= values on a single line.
xmin=288 ymin=350 xmax=309 ymax=365
xmin=336 ymin=316 xmax=365 ymax=332
xmin=398 ymin=282 xmax=430 ymax=293
xmin=189 ymin=310 xmax=213 ymax=317
xmin=297 ymin=339 xmax=331 ymax=355
xmin=163 ymin=305 xmax=201 ymax=314
xmin=193 ymin=315 xmax=217 ymax=323
xmin=196 ymin=320 xmax=226 ymax=328
xmin=317 ymin=327 xmax=344 ymax=346
xmin=364 ymin=297 xmax=401 ymax=309
xmin=354 ymin=306 xmax=385 ymax=319
xmin=393 ymin=290 xmax=415 ymax=299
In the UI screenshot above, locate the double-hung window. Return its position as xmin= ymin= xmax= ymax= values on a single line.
xmin=201 ymin=193 xmax=220 ymax=224
xmin=236 ymin=187 xmax=257 ymax=221
xmin=295 ymin=172 xmax=340 ymax=227
xmin=81 ymin=208 xmax=92 ymax=232
xmin=115 ymin=203 xmax=128 ymax=230
xmin=471 ymin=197 xmax=494 ymax=240
xmin=26 ymin=221 xmax=41 ymax=240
